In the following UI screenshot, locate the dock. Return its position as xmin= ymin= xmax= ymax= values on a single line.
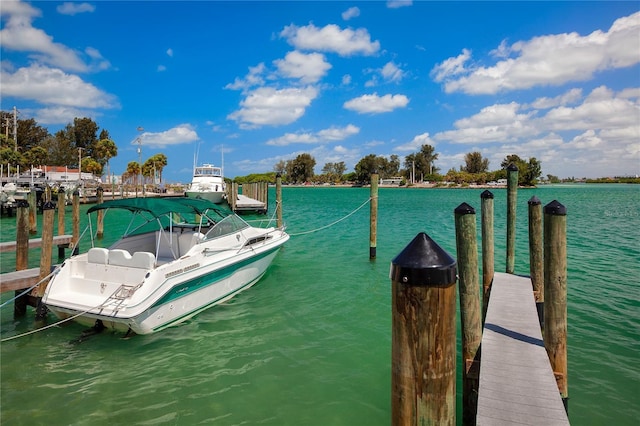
xmin=226 ymin=182 xmax=268 ymax=214
xmin=0 ymin=234 xmax=73 ymax=253
xmin=233 ymin=194 xmax=267 ymax=213
xmin=477 ymin=272 xmax=569 ymax=425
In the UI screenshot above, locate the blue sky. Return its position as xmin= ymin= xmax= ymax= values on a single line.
xmin=1 ymin=1 xmax=639 ymax=181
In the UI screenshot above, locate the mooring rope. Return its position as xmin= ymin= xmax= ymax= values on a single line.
xmin=0 ymin=269 xmax=58 ymax=309
xmin=0 ymin=300 xmax=107 ymax=342
xmin=288 ymin=197 xmax=371 ymax=237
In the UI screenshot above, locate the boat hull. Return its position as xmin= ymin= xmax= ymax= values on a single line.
xmin=185 ymin=190 xmax=225 ymax=204
xmin=45 ymin=245 xmax=283 ymax=334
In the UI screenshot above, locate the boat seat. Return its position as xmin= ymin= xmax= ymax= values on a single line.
xmin=131 ymin=251 xmax=155 ymax=269
xmin=87 ymin=247 xmax=109 ymax=264
xmin=108 ymin=249 xmax=133 ymax=267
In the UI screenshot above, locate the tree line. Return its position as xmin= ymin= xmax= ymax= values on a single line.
xmin=0 ymin=112 xmax=167 ymax=185
xmin=258 ymin=145 xmax=542 ymax=186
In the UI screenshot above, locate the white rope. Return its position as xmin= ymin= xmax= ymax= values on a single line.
xmin=0 ymin=268 xmax=58 ymax=309
xmin=1 ymin=300 xmax=106 ymax=342
xmin=289 ymin=197 xmax=371 ymax=237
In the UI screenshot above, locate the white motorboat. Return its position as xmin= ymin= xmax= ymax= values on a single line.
xmin=42 ymin=197 xmax=289 ymax=335
xmin=185 ymin=163 xmax=226 ymax=204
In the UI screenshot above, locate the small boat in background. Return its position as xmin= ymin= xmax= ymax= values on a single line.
xmin=42 ymin=197 xmax=289 ymax=335
xmin=185 ymin=163 xmax=226 ymax=204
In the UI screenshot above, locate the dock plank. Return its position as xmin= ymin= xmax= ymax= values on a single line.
xmin=0 ymin=235 xmax=73 ymax=253
xmin=476 ymin=272 xmax=569 ymax=425
xmin=0 ymin=268 xmax=41 ymax=292
xmin=234 ymin=194 xmax=266 ymax=213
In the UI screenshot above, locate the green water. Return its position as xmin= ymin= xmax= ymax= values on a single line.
xmin=1 ymin=185 xmax=638 ymax=425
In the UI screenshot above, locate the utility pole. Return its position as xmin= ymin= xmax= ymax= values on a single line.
xmin=78 ymin=147 xmax=85 ymax=181
xmin=13 ymin=106 xmax=18 ymax=152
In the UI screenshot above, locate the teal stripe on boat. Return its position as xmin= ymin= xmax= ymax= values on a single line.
xmin=150 ymin=246 xmax=280 ymax=308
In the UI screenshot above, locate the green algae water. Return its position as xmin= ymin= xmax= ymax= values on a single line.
xmin=1 ymin=185 xmax=638 ymax=425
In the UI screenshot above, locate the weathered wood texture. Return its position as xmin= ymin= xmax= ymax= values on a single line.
xmin=476 ymin=272 xmax=569 ymax=425
xmin=0 ymin=235 xmax=73 ymax=253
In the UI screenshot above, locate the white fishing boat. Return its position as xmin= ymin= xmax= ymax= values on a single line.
xmin=42 ymin=197 xmax=289 ymax=335
xmin=185 ymin=163 xmax=226 ymax=204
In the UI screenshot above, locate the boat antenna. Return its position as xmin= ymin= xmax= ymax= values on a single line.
xmin=193 ymin=142 xmax=200 ymax=173
xmin=221 ymin=144 xmax=224 ymax=176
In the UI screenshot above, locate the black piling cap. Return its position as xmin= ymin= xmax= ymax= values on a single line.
xmin=528 ymin=196 xmax=541 ymax=206
xmin=454 ymin=202 xmax=475 ymax=215
xmin=390 ymin=232 xmax=457 ymax=287
xmin=96 ymin=186 xmax=104 ymax=193
xmin=507 ymin=163 xmax=519 ymax=172
xmin=16 ymin=199 xmax=29 ymax=208
xmin=544 ymin=200 xmax=567 ymax=215
xmin=73 ymin=189 xmax=80 ymax=196
xmin=481 ymin=190 xmax=494 ymax=199
xmin=42 ymin=201 xmax=56 ymax=210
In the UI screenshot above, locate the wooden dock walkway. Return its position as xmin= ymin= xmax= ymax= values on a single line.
xmin=0 ymin=234 xmax=72 ymax=253
xmin=234 ymin=194 xmax=267 ymax=213
xmin=477 ymin=272 xmax=569 ymax=425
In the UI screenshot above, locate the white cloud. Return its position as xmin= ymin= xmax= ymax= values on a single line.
xmin=228 ymin=86 xmax=319 ymax=127
xmin=342 ymin=7 xmax=360 ymax=21
xmin=0 ymin=63 xmax=118 ymax=109
xmin=266 ymin=124 xmax=359 ymax=146
xmin=396 ymin=132 xmax=436 ymax=151
xmin=274 ymin=51 xmax=332 ymax=84
xmin=530 ymin=88 xmax=583 ymax=109
xmin=57 ymin=2 xmax=95 ymax=16
xmin=344 ymin=93 xmax=409 ymax=114
xmin=0 ymin=1 xmax=92 ymax=72
xmin=386 ymin=0 xmax=413 ymax=9
xmin=280 ymin=23 xmax=380 ymax=56
xmin=157 ymin=65 xmax=167 ymax=72
xmin=137 ymin=124 xmax=199 ymax=147
xmin=34 ymin=105 xmax=97 ymax=125
xmin=381 ymin=61 xmax=405 ymax=83
xmin=435 ymin=11 xmax=640 ymax=94
xmin=430 ymin=49 xmax=471 ymax=83
xmin=166 ymin=48 xmax=174 ymax=57
xmin=225 ymin=63 xmax=266 ymax=92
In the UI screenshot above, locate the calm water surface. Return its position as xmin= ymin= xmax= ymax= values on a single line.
xmin=1 ymin=184 xmax=638 ymax=425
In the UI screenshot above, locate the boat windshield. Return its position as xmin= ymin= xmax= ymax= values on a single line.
xmin=194 ymin=166 xmax=222 ymax=177
xmin=204 ymin=214 xmax=249 ymax=239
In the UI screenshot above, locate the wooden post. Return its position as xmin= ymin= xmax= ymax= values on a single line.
xmin=34 ymin=201 xmax=56 ymax=321
xmin=528 ymin=195 xmax=544 ymax=327
xmin=506 ymin=163 xmax=519 ymax=273
xmin=454 ymin=202 xmax=482 ymax=425
xmin=96 ymin=186 xmax=104 ymax=239
xmin=72 ymin=189 xmax=80 ymax=255
xmin=480 ymin=190 xmax=494 ymax=322
xmin=391 ymin=232 xmax=457 ymax=426
xmin=57 ymin=188 xmax=66 ymax=259
xmin=370 ymin=172 xmax=379 ymax=259
xmin=57 ymin=188 xmax=66 ymax=235
xmin=543 ymin=200 xmax=568 ymax=412
xmin=276 ymin=173 xmax=283 ymax=228
xmin=14 ymin=200 xmax=30 ymax=317
xmin=28 ymin=188 xmax=37 ymax=234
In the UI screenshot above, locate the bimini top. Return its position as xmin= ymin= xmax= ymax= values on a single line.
xmin=87 ymin=197 xmax=228 ymax=217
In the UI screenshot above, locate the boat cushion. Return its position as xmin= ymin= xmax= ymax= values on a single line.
xmin=87 ymin=247 xmax=109 ymax=264
xmin=131 ymin=251 xmax=155 ymax=269
xmin=108 ymin=249 xmax=133 ymax=267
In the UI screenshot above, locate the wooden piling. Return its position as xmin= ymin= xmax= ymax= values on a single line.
xmin=34 ymin=201 xmax=55 ymax=321
xmin=28 ymin=188 xmax=37 ymax=234
xmin=454 ymin=202 xmax=482 ymax=425
xmin=57 ymin=188 xmax=66 ymax=235
xmin=370 ymin=173 xmax=378 ymax=259
xmin=480 ymin=190 xmax=494 ymax=322
xmin=391 ymin=232 xmax=457 ymax=426
xmin=528 ymin=196 xmax=544 ymax=327
xmin=506 ymin=163 xmax=518 ymax=274
xmin=14 ymin=200 xmax=30 ymax=317
xmin=96 ymin=186 xmax=104 ymax=239
xmin=72 ymin=189 xmax=80 ymax=255
xmin=543 ymin=200 xmax=568 ymax=411
xmin=276 ymin=173 xmax=283 ymax=228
